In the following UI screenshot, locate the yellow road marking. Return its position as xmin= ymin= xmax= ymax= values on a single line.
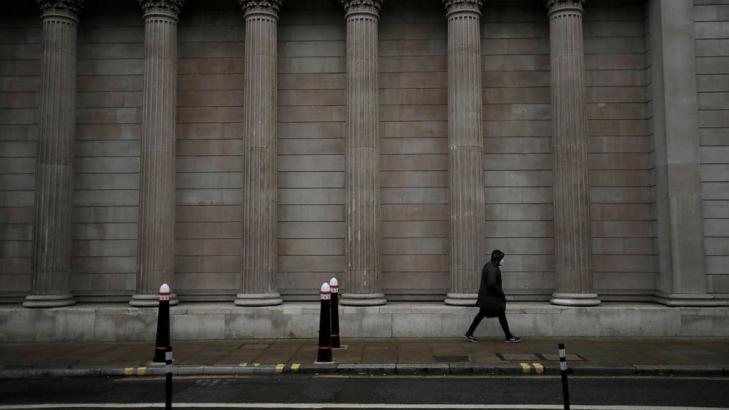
xmin=520 ymin=363 xmax=531 ymax=374
xmin=124 ymin=368 xmax=134 ymax=376
xmin=137 ymin=367 xmax=146 ymax=376
xmin=291 ymin=363 xmax=301 ymax=373
xmin=532 ymin=363 xmax=544 ymax=375
xmin=275 ymin=364 xmax=285 ymax=373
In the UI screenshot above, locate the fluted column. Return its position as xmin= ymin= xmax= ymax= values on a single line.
xmin=130 ymin=0 xmax=183 ymax=307
xmin=547 ymin=0 xmax=600 ymax=306
xmin=443 ymin=0 xmax=485 ymax=306
xmin=235 ymin=0 xmax=283 ymax=306
xmin=24 ymin=0 xmax=84 ymax=308
xmin=339 ymin=0 xmax=386 ymax=306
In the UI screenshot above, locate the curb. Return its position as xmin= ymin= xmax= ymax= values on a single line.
xmin=0 ymin=364 xmax=727 ymax=379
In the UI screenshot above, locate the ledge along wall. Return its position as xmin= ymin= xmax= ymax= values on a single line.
xmin=0 ymin=0 xmax=726 ymax=304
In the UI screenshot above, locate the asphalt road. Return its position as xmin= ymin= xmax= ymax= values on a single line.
xmin=0 ymin=375 xmax=727 ymax=409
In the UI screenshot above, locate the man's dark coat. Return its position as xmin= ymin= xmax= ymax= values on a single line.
xmin=475 ymin=261 xmax=506 ymax=315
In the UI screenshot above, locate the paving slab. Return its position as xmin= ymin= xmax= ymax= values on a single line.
xmin=1 ymin=337 xmax=729 ymax=378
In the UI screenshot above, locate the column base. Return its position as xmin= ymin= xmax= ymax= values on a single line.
xmin=340 ymin=293 xmax=387 ymax=306
xmin=23 ymin=294 xmax=76 ymax=308
xmin=444 ymin=292 xmax=477 ymax=306
xmin=550 ymin=292 xmax=601 ymax=306
xmin=234 ymin=292 xmax=282 ymax=306
xmin=653 ymin=293 xmax=729 ymax=307
xmin=129 ymin=293 xmax=180 ymax=307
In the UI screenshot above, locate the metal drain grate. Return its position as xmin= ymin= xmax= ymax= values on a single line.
xmin=433 ymin=355 xmax=470 ymax=362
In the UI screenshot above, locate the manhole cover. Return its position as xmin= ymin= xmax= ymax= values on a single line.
xmin=239 ymin=344 xmax=271 ymax=350
xmin=498 ymin=353 xmax=540 ymax=361
xmin=433 ymin=355 xmax=470 ymax=362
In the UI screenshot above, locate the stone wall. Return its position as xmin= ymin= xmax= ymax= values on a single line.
xmin=481 ymin=0 xmax=655 ymax=300
xmin=0 ymin=0 xmax=42 ymax=303
xmin=695 ymin=0 xmax=729 ymax=296
xmin=482 ymin=0 xmax=554 ymax=299
xmin=73 ymin=0 xmax=143 ymax=302
xmin=585 ymin=0 xmax=655 ymax=298
xmin=379 ymin=0 xmax=449 ymax=300
xmin=275 ymin=0 xmax=346 ymax=299
xmin=0 ymin=0 xmax=719 ymax=303
xmin=174 ymin=0 xmax=245 ymax=300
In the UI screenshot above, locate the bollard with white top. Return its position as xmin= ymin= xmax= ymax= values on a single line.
xmin=316 ymin=282 xmax=333 ymax=363
xmin=153 ymin=283 xmax=171 ymax=363
xmin=559 ymin=343 xmax=570 ymax=410
xmin=329 ymin=277 xmax=341 ymax=349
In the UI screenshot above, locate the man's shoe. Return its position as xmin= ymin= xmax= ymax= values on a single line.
xmin=465 ymin=333 xmax=479 ymax=343
xmin=505 ymin=336 xmax=521 ymax=343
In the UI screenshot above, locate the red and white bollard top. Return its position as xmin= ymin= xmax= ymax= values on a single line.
xmin=159 ymin=283 xmax=171 ymax=302
xmin=320 ymin=282 xmax=331 ymax=301
xmin=329 ymin=277 xmax=338 ymax=294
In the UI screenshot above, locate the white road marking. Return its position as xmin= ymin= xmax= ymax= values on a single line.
xmin=0 ymin=404 xmax=724 ymax=409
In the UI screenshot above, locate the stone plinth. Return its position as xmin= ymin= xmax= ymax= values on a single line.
xmin=2 ymin=303 xmax=728 ymax=342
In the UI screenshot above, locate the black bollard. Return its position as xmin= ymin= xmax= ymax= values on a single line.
xmin=559 ymin=343 xmax=570 ymax=410
xmin=153 ymin=283 xmax=171 ymax=363
xmin=165 ymin=346 xmax=173 ymax=410
xmin=316 ymin=282 xmax=333 ymax=363
xmin=329 ymin=277 xmax=341 ymax=349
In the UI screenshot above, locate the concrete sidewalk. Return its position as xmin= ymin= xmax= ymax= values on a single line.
xmin=1 ymin=337 xmax=728 ymax=378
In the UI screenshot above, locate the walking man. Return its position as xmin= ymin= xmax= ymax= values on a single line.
xmin=464 ymin=249 xmax=521 ymax=343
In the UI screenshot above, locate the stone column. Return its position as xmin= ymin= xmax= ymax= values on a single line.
xmin=23 ymin=0 xmax=84 ymax=308
xmin=130 ymin=0 xmax=184 ymax=307
xmin=648 ymin=0 xmax=724 ymax=306
xmin=339 ymin=0 xmax=386 ymax=306
xmin=547 ymin=0 xmax=600 ymax=306
xmin=443 ymin=0 xmax=485 ymax=306
xmin=235 ymin=0 xmax=283 ymax=306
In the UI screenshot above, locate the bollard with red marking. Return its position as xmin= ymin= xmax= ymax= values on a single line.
xmin=329 ymin=277 xmax=341 ymax=349
xmin=153 ymin=283 xmax=171 ymax=363
xmin=316 ymin=282 xmax=333 ymax=363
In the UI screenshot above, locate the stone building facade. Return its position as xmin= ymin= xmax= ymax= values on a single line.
xmin=1 ymin=0 xmax=728 ymax=311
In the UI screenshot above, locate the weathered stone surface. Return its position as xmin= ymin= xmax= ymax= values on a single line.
xmin=131 ymin=0 xmax=183 ymax=307
xmin=1 ymin=303 xmax=729 ymax=342
xmin=236 ymin=0 xmax=283 ymax=307
xmin=546 ymin=0 xmax=599 ymax=307
xmin=340 ymin=0 xmax=386 ymax=306
xmin=0 ymin=1 xmax=725 ymax=309
xmin=649 ymin=0 xmax=724 ymax=306
xmin=443 ymin=0 xmax=484 ymax=306
xmin=23 ymin=0 xmax=85 ymax=308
